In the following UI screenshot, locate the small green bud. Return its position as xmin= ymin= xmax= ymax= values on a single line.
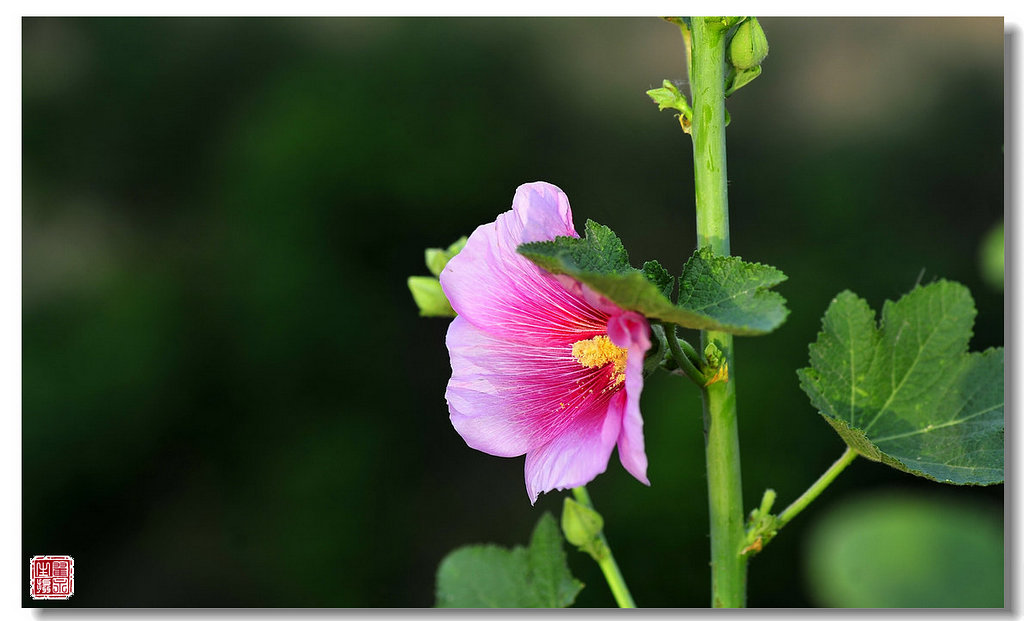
xmin=647 ymin=79 xmax=693 ymax=133
xmin=704 ymin=342 xmax=725 ymax=369
xmin=647 ymin=80 xmax=691 ymax=114
xmin=561 ymin=497 xmax=605 ymax=559
xmin=425 ymin=235 xmax=469 ymax=277
xmin=408 ymin=276 xmax=456 ymax=317
xmin=702 ymin=342 xmax=729 ymax=386
xmin=758 ymin=488 xmax=777 ymax=515
xmin=742 ymin=490 xmax=780 ymax=557
xmin=728 ymin=17 xmax=769 ymax=70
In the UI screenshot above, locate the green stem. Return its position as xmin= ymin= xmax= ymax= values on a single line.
xmin=776 ymin=447 xmax=858 ymax=529
xmin=571 ymin=487 xmax=636 ymax=608
xmin=689 ymin=18 xmax=746 ymax=608
xmin=661 ymin=323 xmax=706 ymax=385
xmin=678 ymin=335 xmax=702 ymax=367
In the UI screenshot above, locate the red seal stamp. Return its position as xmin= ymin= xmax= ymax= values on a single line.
xmin=29 ymin=555 xmax=74 ymax=600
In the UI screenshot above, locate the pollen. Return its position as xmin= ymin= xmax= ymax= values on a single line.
xmin=571 ymin=335 xmax=628 ymax=386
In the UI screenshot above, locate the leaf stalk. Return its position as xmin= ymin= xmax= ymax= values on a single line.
xmin=775 ymin=447 xmax=858 ymax=529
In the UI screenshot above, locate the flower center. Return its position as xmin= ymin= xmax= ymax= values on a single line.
xmin=571 ymin=335 xmax=628 ymax=386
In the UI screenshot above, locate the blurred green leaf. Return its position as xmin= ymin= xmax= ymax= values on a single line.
xmin=519 ymin=222 xmax=788 ymax=335
xmin=805 ymin=493 xmax=1003 ymax=607
xmin=426 ymin=236 xmax=469 ymax=277
xmin=798 ymin=281 xmax=1004 ymax=484
xmin=979 ymin=221 xmax=1003 ymax=292
xmin=408 ymin=276 xmax=456 ymax=317
xmin=435 ymin=512 xmax=583 ymax=608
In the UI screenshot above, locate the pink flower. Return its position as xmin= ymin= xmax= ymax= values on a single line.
xmin=440 ymin=182 xmax=652 ymax=503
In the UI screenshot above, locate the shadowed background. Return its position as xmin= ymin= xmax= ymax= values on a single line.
xmin=23 ymin=17 xmax=1004 ymax=607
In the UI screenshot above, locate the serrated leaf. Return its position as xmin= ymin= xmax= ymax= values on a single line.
xmin=798 ymin=281 xmax=1004 ymax=485
xmin=642 ymin=260 xmax=674 ymax=299
xmin=435 ymin=513 xmax=583 ymax=608
xmin=676 ymin=247 xmax=788 ymax=334
xmin=518 ymin=222 xmax=788 ymax=335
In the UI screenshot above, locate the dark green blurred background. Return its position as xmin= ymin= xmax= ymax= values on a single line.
xmin=23 ymin=17 xmax=1003 ymax=607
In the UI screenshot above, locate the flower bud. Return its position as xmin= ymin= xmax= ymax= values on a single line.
xmin=561 ymin=497 xmax=605 ymax=559
xmin=703 ymin=342 xmax=729 ymax=386
xmin=729 ymin=17 xmax=769 ymax=70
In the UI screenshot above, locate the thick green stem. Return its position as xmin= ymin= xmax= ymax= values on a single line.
xmin=571 ymin=487 xmax=636 ymax=608
xmin=776 ymin=447 xmax=858 ymax=529
xmin=689 ymin=18 xmax=746 ymax=608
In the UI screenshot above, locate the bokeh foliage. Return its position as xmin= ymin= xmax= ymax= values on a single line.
xmin=23 ymin=17 xmax=1002 ymax=607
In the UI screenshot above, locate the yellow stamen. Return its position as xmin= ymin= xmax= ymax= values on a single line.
xmin=571 ymin=335 xmax=628 ymax=386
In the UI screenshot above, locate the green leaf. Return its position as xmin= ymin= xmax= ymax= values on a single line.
xmin=805 ymin=493 xmax=1003 ymax=607
xmin=435 ymin=513 xmax=584 ymax=608
xmin=642 ymin=260 xmax=674 ymax=299
xmin=518 ymin=221 xmax=788 ymax=335
xmin=408 ymin=276 xmax=456 ymax=317
xmin=676 ymin=247 xmax=788 ymax=334
xmin=798 ymin=281 xmax=1004 ymax=485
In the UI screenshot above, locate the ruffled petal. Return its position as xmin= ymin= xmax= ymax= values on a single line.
xmin=439 ymin=182 xmax=607 ymax=346
xmin=607 ymin=311 xmax=652 ymax=485
xmin=524 ymin=394 xmax=624 ymax=504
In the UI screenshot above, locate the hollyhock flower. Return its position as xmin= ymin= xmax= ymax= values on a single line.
xmin=440 ymin=182 xmax=652 ymax=503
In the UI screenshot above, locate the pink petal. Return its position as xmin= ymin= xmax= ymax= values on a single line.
xmin=446 ymin=315 xmax=624 ymax=458
xmin=506 ymin=182 xmax=576 ymax=245
xmin=440 ymin=183 xmax=607 ymax=346
xmin=445 ymin=316 xmax=531 ymax=457
xmin=553 ymin=275 xmax=628 ymax=317
xmin=607 ymin=312 xmax=652 ymax=485
xmin=524 ymin=396 xmax=624 ymax=504
xmin=440 ymin=181 xmax=654 ymax=501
